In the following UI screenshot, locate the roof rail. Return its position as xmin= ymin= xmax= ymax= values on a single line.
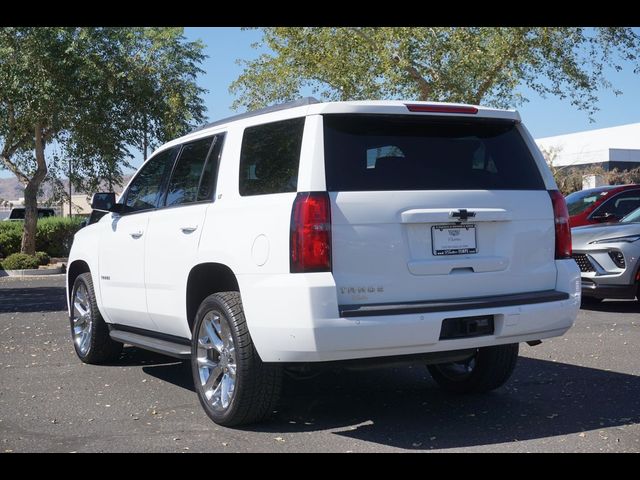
xmin=192 ymin=97 xmax=322 ymax=133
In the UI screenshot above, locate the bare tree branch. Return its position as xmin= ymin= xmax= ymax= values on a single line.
xmin=394 ymin=54 xmax=432 ymax=100
xmin=0 ymin=154 xmax=29 ymax=184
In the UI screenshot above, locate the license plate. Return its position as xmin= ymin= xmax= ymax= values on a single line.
xmin=432 ymin=224 xmax=477 ymax=256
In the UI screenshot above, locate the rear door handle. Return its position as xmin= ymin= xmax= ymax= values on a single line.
xmin=129 ymin=230 xmax=143 ymax=239
xmin=180 ymin=225 xmax=198 ymax=234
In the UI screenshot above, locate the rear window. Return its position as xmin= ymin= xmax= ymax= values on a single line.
xmin=8 ymin=208 xmax=54 ymax=219
xmin=323 ymin=115 xmax=545 ymax=191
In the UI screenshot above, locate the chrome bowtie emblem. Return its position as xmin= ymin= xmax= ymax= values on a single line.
xmin=450 ymin=209 xmax=476 ymax=222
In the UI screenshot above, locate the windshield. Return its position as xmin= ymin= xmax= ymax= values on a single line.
xmin=621 ymin=206 xmax=640 ymax=223
xmin=565 ymin=187 xmax=617 ymax=216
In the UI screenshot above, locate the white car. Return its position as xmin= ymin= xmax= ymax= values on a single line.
xmin=66 ymin=98 xmax=580 ymax=426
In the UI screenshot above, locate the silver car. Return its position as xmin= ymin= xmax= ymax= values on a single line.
xmin=572 ymin=207 xmax=640 ymax=302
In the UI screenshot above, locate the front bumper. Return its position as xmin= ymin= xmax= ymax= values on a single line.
xmin=581 ymin=278 xmax=637 ymax=299
xmin=573 ymin=249 xmax=639 ymax=300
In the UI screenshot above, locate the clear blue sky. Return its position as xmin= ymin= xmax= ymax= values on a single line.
xmin=2 ymin=27 xmax=639 ymax=179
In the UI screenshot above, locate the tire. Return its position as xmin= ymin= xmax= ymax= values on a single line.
xmin=427 ymin=344 xmax=519 ymax=394
xmin=69 ymin=272 xmax=123 ymax=364
xmin=191 ymin=291 xmax=282 ymax=427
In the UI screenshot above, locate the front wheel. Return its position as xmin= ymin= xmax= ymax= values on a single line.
xmin=427 ymin=344 xmax=519 ymax=394
xmin=69 ymin=272 xmax=123 ymax=364
xmin=191 ymin=292 xmax=282 ymax=427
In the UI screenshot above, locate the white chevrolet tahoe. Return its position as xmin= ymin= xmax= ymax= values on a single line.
xmin=66 ymin=98 xmax=581 ymax=426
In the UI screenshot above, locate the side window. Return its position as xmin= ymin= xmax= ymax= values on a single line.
xmin=164 ymin=137 xmax=214 ymax=207
xmin=239 ymin=117 xmax=305 ymax=196
xmin=197 ymin=133 xmax=226 ymax=202
xmin=597 ymin=190 xmax=640 ymax=218
xmin=124 ymin=148 xmax=178 ymax=213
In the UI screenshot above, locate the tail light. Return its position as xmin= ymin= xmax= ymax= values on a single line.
xmin=290 ymin=192 xmax=332 ymax=273
xmin=549 ymin=190 xmax=572 ymax=259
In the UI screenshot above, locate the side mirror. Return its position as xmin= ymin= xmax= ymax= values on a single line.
xmin=91 ymin=192 xmax=116 ymax=212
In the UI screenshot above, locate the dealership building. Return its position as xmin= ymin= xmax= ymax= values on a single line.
xmin=535 ymin=122 xmax=640 ymax=171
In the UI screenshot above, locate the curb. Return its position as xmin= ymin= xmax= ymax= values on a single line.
xmin=0 ymin=266 xmax=64 ymax=278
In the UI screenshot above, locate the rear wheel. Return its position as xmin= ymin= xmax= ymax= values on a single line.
xmin=69 ymin=273 xmax=123 ymax=364
xmin=427 ymin=344 xmax=519 ymax=394
xmin=191 ymin=292 xmax=282 ymax=427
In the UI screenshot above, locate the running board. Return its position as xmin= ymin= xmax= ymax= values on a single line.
xmin=109 ymin=328 xmax=191 ymax=359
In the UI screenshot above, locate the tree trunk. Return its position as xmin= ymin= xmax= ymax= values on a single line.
xmin=21 ymin=182 xmax=39 ymax=255
xmin=20 ymin=124 xmax=48 ymax=255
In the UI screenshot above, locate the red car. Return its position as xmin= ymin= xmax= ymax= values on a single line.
xmin=566 ymin=184 xmax=640 ymax=227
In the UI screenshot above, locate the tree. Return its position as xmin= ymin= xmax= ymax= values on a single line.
xmin=231 ymin=27 xmax=640 ymax=114
xmin=0 ymin=27 xmax=207 ymax=254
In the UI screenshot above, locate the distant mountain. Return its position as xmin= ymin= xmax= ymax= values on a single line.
xmin=0 ymin=177 xmax=23 ymax=203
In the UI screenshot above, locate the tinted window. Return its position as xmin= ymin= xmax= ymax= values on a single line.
xmin=8 ymin=209 xmax=24 ymax=219
xmin=197 ymin=134 xmax=225 ymax=201
xmin=125 ymin=148 xmax=178 ymax=212
xmin=323 ymin=115 xmax=545 ymax=191
xmin=239 ymin=118 xmax=304 ymax=196
xmin=565 ymin=187 xmax=618 ymax=216
xmin=5 ymin=208 xmax=52 ymax=219
xmin=165 ymin=137 xmax=214 ymax=207
xmin=593 ymin=190 xmax=640 ymax=218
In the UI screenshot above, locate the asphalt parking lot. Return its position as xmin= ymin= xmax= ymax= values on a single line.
xmin=1 ymin=275 xmax=639 ymax=452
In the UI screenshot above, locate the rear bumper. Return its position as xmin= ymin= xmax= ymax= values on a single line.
xmin=238 ymin=260 xmax=581 ymax=363
xmin=339 ymin=290 xmax=569 ymax=318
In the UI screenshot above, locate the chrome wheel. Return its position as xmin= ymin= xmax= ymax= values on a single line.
xmin=196 ymin=310 xmax=236 ymax=412
xmin=72 ymin=283 xmax=92 ymax=355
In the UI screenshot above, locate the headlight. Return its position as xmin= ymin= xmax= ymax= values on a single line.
xmin=589 ymin=235 xmax=640 ymax=244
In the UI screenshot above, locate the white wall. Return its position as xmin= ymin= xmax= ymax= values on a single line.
xmin=536 ymin=123 xmax=640 ymax=168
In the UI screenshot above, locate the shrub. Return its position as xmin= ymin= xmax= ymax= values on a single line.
xmin=0 ymin=217 xmax=84 ymax=258
xmin=0 ymin=253 xmax=41 ymax=270
xmin=0 ymin=221 xmax=23 ymax=258
xmin=35 ymin=251 xmax=50 ymax=266
xmin=35 ymin=217 xmax=84 ymax=257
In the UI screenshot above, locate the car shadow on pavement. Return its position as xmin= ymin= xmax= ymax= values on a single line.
xmin=241 ymin=357 xmax=640 ymax=450
xmin=142 ymin=361 xmax=195 ymax=392
xmin=580 ymin=299 xmax=639 ymax=313
xmin=108 ymin=346 xmax=184 ymax=368
xmin=0 ymin=286 xmax=67 ymax=313
xmin=107 ymin=346 xmax=196 ymax=391
xmin=97 ymin=346 xmax=196 ymax=390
